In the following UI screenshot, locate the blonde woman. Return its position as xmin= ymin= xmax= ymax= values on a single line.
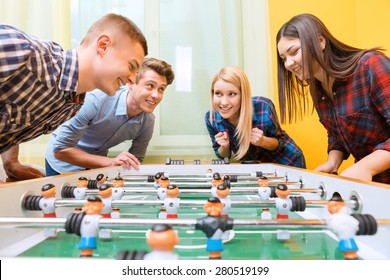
xmin=205 ymin=66 xmax=305 ymax=167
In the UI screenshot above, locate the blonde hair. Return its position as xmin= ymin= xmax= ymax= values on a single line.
xmin=210 ymin=66 xmax=253 ymax=160
xmin=80 ymin=13 xmax=148 ymax=56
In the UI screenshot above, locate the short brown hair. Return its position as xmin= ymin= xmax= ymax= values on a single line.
xmin=81 ymin=13 xmax=148 ymax=56
xmin=136 ymin=58 xmax=175 ymax=85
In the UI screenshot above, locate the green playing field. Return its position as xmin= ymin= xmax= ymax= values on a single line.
xmin=19 ymin=195 xmax=344 ymax=260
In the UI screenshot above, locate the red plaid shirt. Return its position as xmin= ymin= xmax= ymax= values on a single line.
xmin=313 ymin=52 xmax=390 ymax=184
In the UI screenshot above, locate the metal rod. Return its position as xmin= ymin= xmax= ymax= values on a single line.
xmin=1 ymin=217 xmax=389 ymax=230
xmin=120 ymin=181 xmax=299 ymax=187
xmin=52 ymin=198 xmax=351 ymax=208
xmin=83 ymin=187 xmax=322 ymax=195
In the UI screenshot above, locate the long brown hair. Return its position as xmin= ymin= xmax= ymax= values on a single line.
xmin=276 ymin=13 xmax=382 ymax=123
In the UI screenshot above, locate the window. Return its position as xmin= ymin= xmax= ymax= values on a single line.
xmin=70 ymin=0 xmax=272 ymax=157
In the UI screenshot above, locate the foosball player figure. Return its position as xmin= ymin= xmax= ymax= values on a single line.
xmin=111 ymin=175 xmax=125 ymax=218
xmin=39 ymin=183 xmax=58 ymax=237
xmin=215 ymin=184 xmax=231 ymax=217
xmin=261 ymin=208 xmax=272 ymax=220
xmin=153 ymin=172 xmax=164 ymax=189
xmin=275 ymin=184 xmax=292 ymax=219
xmin=195 ymin=197 xmax=234 ymax=259
xmin=39 ymin=184 xmax=57 ymax=218
xmin=74 ymin=176 xmax=89 ymax=212
xmin=96 ymin=173 xmax=107 ymax=188
xmin=206 ymin=168 xmax=213 ymax=178
xmin=78 ymin=196 xmax=103 ymax=257
xmin=326 ymin=192 xmax=360 ymax=260
xmin=257 ymin=176 xmax=271 ymax=200
xmin=75 ymin=177 xmax=88 ymax=199
xmin=164 ymin=184 xmax=180 ymax=219
xmin=157 ymin=176 xmax=170 ymax=218
xmin=275 ymin=184 xmax=292 ymax=240
xmin=98 ymin=184 xmax=113 ymax=218
xmin=211 ymin=172 xmax=223 ymax=187
xmin=144 ymin=224 xmax=179 ymax=260
xmin=216 ymin=184 xmax=234 ymax=240
xmin=97 ymin=184 xmax=114 ymax=238
xmin=211 ymin=172 xmax=223 ymax=197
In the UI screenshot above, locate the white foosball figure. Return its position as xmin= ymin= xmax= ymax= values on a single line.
xmin=257 ymin=176 xmax=271 ymax=200
xmin=164 ymin=185 xmax=180 ymax=219
xmin=275 ymin=184 xmax=292 ymax=240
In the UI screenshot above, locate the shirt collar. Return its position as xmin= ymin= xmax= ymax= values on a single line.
xmin=115 ymin=86 xmax=145 ymax=122
xmin=214 ymin=112 xmax=224 ymax=123
xmin=116 ymin=86 xmax=130 ymax=116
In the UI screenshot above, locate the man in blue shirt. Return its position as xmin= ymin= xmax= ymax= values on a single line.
xmin=45 ymin=58 xmax=174 ymax=175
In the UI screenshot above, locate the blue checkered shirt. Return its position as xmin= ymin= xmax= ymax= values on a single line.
xmin=205 ymin=96 xmax=305 ymax=167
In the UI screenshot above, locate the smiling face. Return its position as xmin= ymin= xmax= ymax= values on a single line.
xmin=277 ymin=36 xmax=305 ymax=80
xmin=212 ymin=79 xmax=241 ymax=126
xmin=96 ymin=36 xmax=145 ymax=96
xmin=277 ymin=36 xmax=324 ymax=82
xmin=128 ymin=69 xmax=168 ymax=115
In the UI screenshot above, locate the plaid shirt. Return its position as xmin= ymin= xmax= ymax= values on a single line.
xmin=205 ymin=96 xmax=305 ymax=167
xmin=0 ymin=25 xmax=84 ymax=153
xmin=313 ymin=51 xmax=390 ymax=184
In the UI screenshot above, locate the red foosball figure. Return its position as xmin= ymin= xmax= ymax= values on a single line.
xmin=275 ymin=184 xmax=292 ymax=219
xmin=157 ymin=176 xmax=170 ymax=218
xmin=98 ymin=184 xmax=113 ymax=218
xmin=74 ymin=176 xmax=88 ymax=212
xmin=111 ymin=175 xmax=124 ymax=218
xmin=39 ymin=184 xmax=57 ymax=218
xmin=274 ymin=184 xmax=292 ymax=240
xmin=164 ymin=184 xmax=180 ymax=219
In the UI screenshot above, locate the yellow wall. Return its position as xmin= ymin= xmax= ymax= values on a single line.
xmin=267 ymin=0 xmax=390 ymax=171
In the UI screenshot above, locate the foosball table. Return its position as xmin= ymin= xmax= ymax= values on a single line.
xmin=0 ymin=162 xmax=389 ymax=260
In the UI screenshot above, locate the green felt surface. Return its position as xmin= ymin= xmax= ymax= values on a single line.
xmin=19 ymin=196 xmax=344 ymax=259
